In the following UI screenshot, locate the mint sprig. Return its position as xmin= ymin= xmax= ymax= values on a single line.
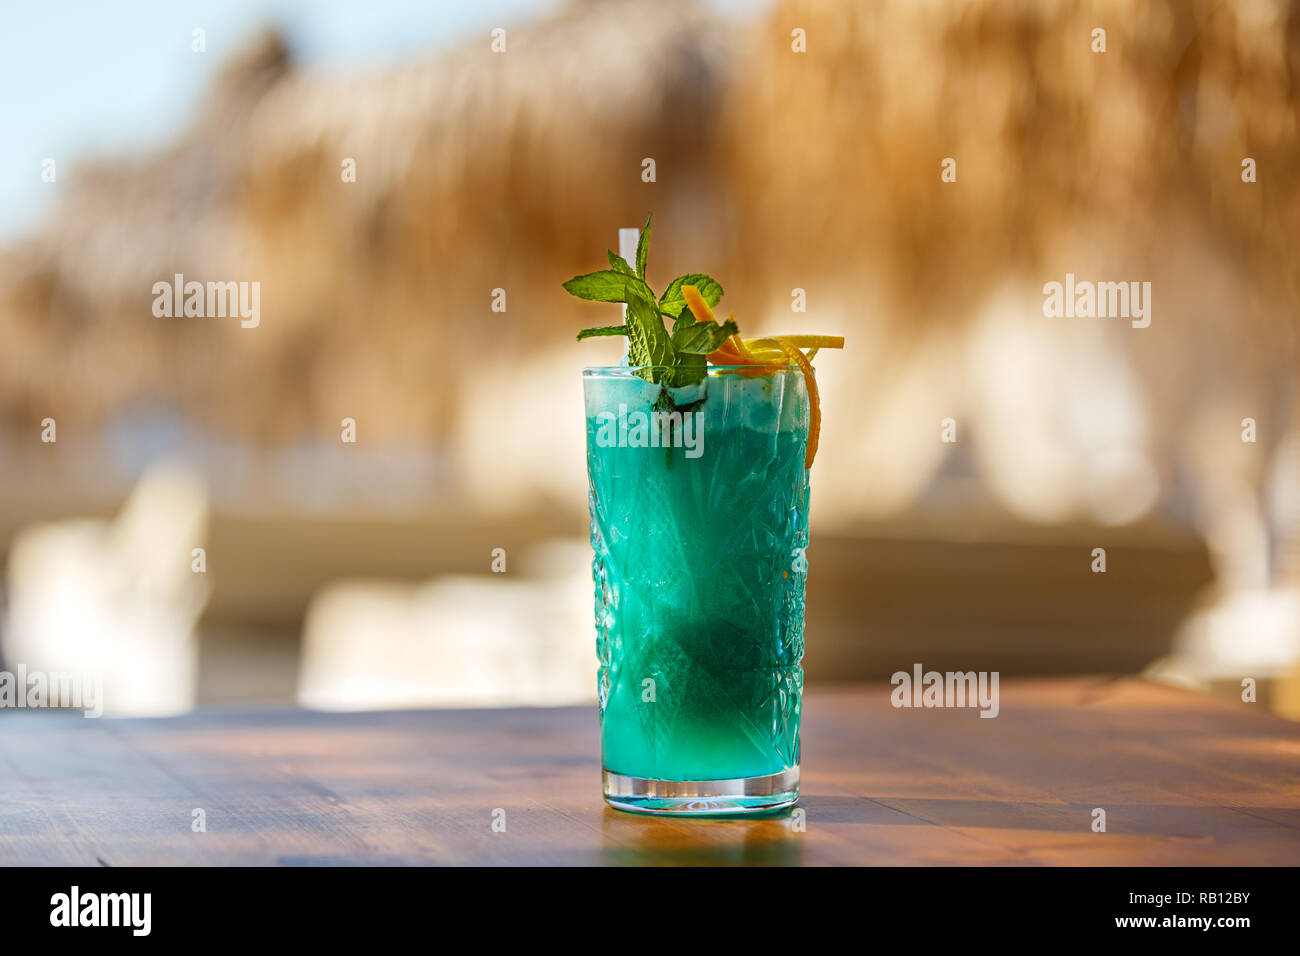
xmin=624 ymin=279 xmax=675 ymax=370
xmin=670 ymin=316 xmax=738 ymax=354
xmin=658 ymin=273 xmax=723 ymax=324
xmin=564 ymin=213 xmax=728 ymax=387
xmin=575 ymin=324 xmax=628 ymax=340
xmin=607 ymin=250 xmax=635 ymax=275
xmin=563 ymin=270 xmax=653 ymax=303
xmin=634 ymin=214 xmax=651 ymax=279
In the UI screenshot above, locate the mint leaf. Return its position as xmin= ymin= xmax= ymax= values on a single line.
xmin=563 ymin=216 xmax=735 ymax=389
xmin=635 ymin=213 xmax=651 ymax=279
xmin=563 ymin=270 xmax=653 ymax=303
xmin=671 ymin=318 xmax=739 ymax=354
xmin=668 ymin=353 xmax=707 ymax=389
xmin=667 ymin=319 xmax=737 ymax=387
xmin=576 ymin=325 xmax=628 ymax=341
xmin=607 ymin=250 xmax=634 ymax=275
xmin=659 ymin=274 xmax=724 ymax=320
xmin=624 ymin=280 xmax=674 ymax=382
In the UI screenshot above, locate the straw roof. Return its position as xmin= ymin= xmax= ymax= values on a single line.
xmin=0 ymin=0 xmax=727 ymax=439
xmin=0 ymin=0 xmax=1295 ymax=478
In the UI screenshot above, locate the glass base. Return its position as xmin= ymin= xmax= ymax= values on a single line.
xmin=603 ymin=767 xmax=799 ymax=816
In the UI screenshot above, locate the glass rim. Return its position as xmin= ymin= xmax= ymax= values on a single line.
xmin=582 ymin=365 xmax=803 ymax=375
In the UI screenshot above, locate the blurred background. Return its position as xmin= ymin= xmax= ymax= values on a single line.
xmin=0 ymin=0 xmax=1296 ymax=717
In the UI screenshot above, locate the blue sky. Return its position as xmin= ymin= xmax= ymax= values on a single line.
xmin=0 ymin=0 xmax=765 ymax=241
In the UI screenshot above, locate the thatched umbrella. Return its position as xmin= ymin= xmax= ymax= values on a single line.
xmin=0 ymin=0 xmax=728 ymax=445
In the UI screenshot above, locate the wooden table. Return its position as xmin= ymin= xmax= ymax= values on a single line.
xmin=2 ymin=678 xmax=1297 ymax=865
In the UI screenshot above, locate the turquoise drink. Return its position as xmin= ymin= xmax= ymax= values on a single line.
xmin=584 ymin=365 xmax=810 ymax=813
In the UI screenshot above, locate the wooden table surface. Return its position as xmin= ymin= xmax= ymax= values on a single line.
xmin=2 ymin=678 xmax=1297 ymax=866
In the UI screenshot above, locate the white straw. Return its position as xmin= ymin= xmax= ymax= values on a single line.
xmin=618 ymin=226 xmax=639 ymax=364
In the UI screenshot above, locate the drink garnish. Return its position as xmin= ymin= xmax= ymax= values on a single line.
xmin=564 ymin=214 xmax=734 ymax=387
xmin=564 ymin=214 xmax=843 ymax=464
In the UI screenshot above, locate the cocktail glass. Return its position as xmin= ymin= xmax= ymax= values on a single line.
xmin=584 ymin=365 xmax=809 ymax=814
